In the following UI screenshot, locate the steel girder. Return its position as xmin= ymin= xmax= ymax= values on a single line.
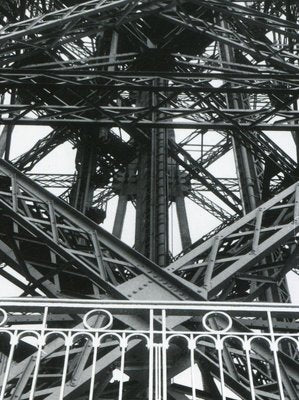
xmin=12 ymin=128 xmax=75 ymax=172
xmin=0 ymin=161 xmax=298 ymax=398
xmin=26 ymin=175 xmax=283 ymax=195
xmin=0 ymin=0 xmax=297 ymax=286
xmin=0 ymin=158 xmax=204 ymax=301
xmin=0 ymin=75 xmax=296 ymax=183
xmin=0 ymin=1 xmax=298 ymax=72
xmin=0 ymin=156 xmax=296 ymax=302
xmin=0 ymin=1 xmax=299 ymax=398
xmin=0 ymin=0 xmax=297 ymax=280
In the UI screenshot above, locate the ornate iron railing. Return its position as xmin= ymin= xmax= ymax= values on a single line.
xmin=0 ymin=299 xmax=298 ymax=399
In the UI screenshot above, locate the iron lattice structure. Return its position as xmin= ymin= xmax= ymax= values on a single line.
xmin=0 ymin=0 xmax=299 ymax=399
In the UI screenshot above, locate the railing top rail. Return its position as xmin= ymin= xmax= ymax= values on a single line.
xmin=0 ymin=298 xmax=299 ymax=312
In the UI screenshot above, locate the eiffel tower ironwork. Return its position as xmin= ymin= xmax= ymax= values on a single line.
xmin=0 ymin=1 xmax=299 ymax=399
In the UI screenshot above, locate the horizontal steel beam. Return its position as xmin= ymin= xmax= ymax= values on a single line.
xmin=3 ymin=104 xmax=299 ymax=117
xmin=2 ymin=118 xmax=299 ymax=130
xmin=1 ymin=69 xmax=299 ymax=81
xmin=0 ymin=82 xmax=299 ymax=94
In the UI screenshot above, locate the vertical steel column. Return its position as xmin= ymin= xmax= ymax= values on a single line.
xmin=217 ymin=16 xmax=290 ymax=303
xmin=149 ymin=120 xmax=169 ymax=267
xmin=70 ymin=133 xmax=97 ymax=214
xmin=70 ymin=30 xmax=120 ymax=215
xmin=135 ymin=122 xmax=169 ymax=267
xmin=0 ymin=90 xmax=15 ymax=160
xmin=135 ymin=136 xmax=152 ymax=258
xmin=218 ymin=19 xmax=262 ymax=214
xmin=134 ymin=48 xmax=169 ymax=266
xmin=285 ymin=4 xmax=299 ymax=173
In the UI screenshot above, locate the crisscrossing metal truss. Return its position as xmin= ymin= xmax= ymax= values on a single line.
xmin=0 ymin=159 xmax=298 ymax=303
xmin=0 ymin=157 xmax=298 ymax=398
xmin=0 ymin=1 xmax=299 ymax=399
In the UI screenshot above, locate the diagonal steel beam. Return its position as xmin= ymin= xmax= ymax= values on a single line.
xmin=0 ymin=165 xmax=299 ymax=398
xmin=13 ymin=128 xmax=73 ymax=172
xmin=0 ymin=158 xmax=204 ymax=301
xmin=0 ymin=0 xmax=168 ymax=46
xmin=166 ymin=181 xmax=299 ymax=299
